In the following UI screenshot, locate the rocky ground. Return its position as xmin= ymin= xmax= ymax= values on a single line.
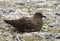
xmin=0 ymin=0 xmax=60 ymax=41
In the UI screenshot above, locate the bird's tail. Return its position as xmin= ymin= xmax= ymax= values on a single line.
xmin=4 ymin=20 xmax=15 ymax=25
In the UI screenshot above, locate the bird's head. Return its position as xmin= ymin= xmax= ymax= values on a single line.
xmin=34 ymin=12 xmax=46 ymax=18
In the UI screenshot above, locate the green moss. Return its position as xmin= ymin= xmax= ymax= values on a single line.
xmin=13 ymin=3 xmax=16 ymax=7
xmin=4 ymin=34 xmax=9 ymax=37
xmin=0 ymin=27 xmax=5 ymax=29
xmin=53 ymin=27 xmax=60 ymax=33
xmin=28 ymin=9 xmax=32 ymax=12
xmin=46 ymin=14 xmax=49 ymax=15
xmin=47 ymin=28 xmax=53 ymax=32
xmin=19 ymin=6 xmax=24 ymax=9
xmin=43 ymin=21 xmax=49 ymax=26
xmin=44 ymin=34 xmax=48 ymax=36
xmin=0 ymin=14 xmax=1 ymax=18
xmin=25 ymin=38 xmax=43 ymax=41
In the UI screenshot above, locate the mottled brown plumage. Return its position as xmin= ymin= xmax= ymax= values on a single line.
xmin=4 ymin=12 xmax=46 ymax=32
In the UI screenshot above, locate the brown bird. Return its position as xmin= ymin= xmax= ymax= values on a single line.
xmin=4 ymin=12 xmax=46 ymax=32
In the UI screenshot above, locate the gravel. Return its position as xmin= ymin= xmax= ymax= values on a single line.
xmin=0 ymin=0 xmax=60 ymax=41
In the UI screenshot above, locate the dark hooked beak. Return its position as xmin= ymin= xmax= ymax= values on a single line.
xmin=42 ymin=15 xmax=46 ymax=18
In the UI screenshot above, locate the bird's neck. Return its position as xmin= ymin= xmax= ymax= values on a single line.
xmin=31 ymin=16 xmax=42 ymax=24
